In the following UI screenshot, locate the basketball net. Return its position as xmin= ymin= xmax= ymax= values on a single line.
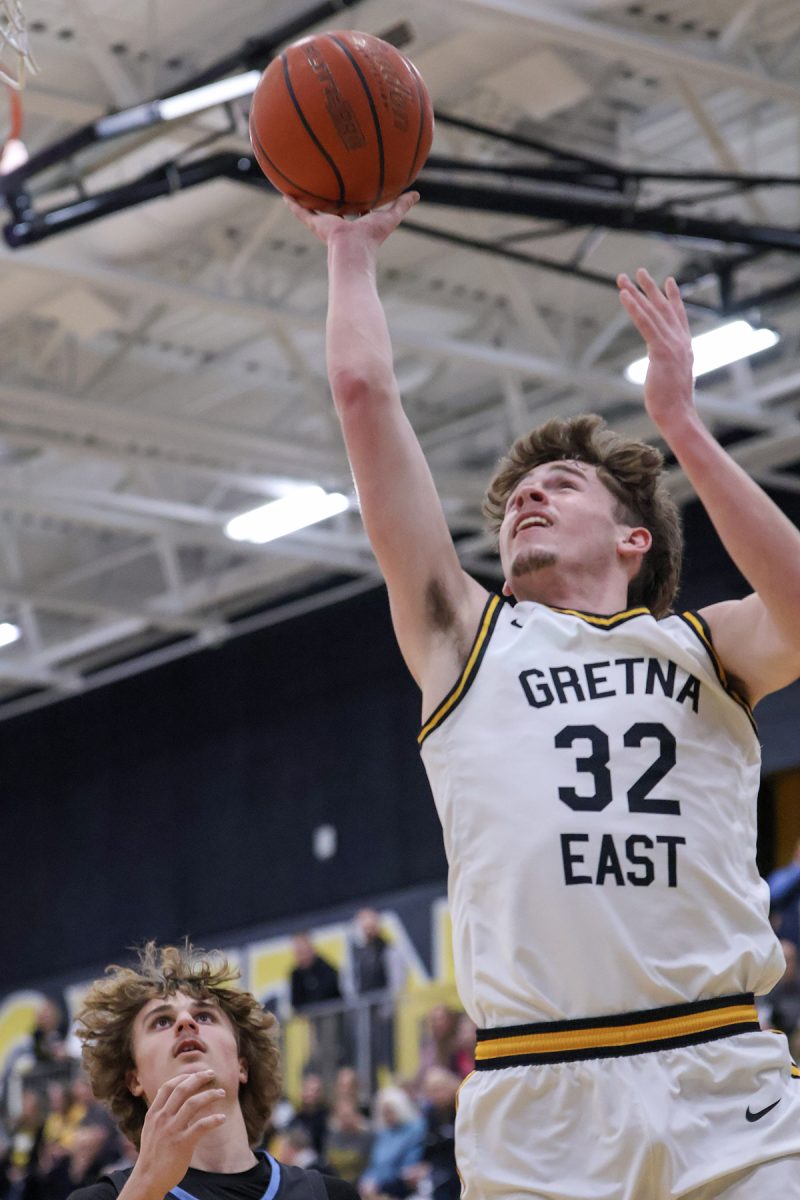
xmin=0 ymin=0 xmax=37 ymax=91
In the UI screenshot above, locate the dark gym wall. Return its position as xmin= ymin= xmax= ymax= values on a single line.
xmin=2 ymin=584 xmax=445 ymax=989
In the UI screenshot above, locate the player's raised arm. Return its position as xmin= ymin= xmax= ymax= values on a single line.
xmin=618 ymin=269 xmax=800 ymax=704
xmin=285 ymin=194 xmax=487 ymax=694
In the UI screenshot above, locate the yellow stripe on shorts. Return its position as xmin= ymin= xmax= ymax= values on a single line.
xmin=476 ymin=995 xmax=760 ymax=1067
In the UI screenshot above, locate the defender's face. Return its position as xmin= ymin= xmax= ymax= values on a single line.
xmin=498 ymin=460 xmax=624 ymax=595
xmin=127 ymin=990 xmax=247 ymax=1105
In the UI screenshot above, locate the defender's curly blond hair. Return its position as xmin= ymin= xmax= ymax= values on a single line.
xmin=76 ymin=942 xmax=281 ymax=1149
xmin=483 ymin=414 xmax=682 ymax=618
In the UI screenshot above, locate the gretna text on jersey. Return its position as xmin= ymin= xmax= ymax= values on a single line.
xmin=518 ymin=654 xmax=700 ymax=712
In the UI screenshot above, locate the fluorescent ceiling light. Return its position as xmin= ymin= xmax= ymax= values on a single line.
xmin=158 ymin=70 xmax=262 ymax=122
xmin=96 ymin=70 xmax=263 ymax=140
xmin=625 ymin=320 xmax=779 ymax=385
xmin=0 ymin=621 xmax=21 ymax=648
xmin=225 ymin=487 xmax=349 ymax=545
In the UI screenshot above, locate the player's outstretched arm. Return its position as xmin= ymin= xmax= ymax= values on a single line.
xmin=618 ymin=269 xmax=800 ymax=705
xmin=285 ymin=194 xmax=487 ymax=695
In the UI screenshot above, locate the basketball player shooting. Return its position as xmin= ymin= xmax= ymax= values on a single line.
xmin=286 ymin=190 xmax=800 ymax=1198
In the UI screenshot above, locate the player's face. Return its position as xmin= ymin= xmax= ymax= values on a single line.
xmin=498 ymin=460 xmax=629 ymax=597
xmin=126 ymin=990 xmax=247 ymax=1105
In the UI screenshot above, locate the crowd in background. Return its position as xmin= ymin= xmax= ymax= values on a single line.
xmin=0 ymin=1045 xmax=469 ymax=1200
xmin=0 ymin=909 xmax=476 ymax=1200
xmin=7 ymin=873 xmax=800 ymax=1200
xmin=764 ymin=839 xmax=800 ymax=1056
xmin=0 ymin=1061 xmax=136 ymax=1200
xmin=267 ymin=1057 xmax=467 ymax=1199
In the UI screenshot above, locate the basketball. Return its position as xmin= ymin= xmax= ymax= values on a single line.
xmin=249 ymin=30 xmax=434 ymax=215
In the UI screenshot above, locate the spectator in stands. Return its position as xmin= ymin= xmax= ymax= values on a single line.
xmin=404 ymin=1069 xmax=460 ymax=1200
xmin=38 ymin=1083 xmax=72 ymax=1168
xmin=347 ymin=912 xmax=404 ymax=1086
xmin=41 ymin=1120 xmax=118 ymax=1200
xmin=416 ymin=1007 xmax=460 ymax=1079
xmin=289 ymin=934 xmax=345 ymax=1082
xmin=287 ymin=1072 xmax=329 ymax=1160
xmin=325 ymin=1096 xmax=373 ymax=1187
xmin=0 ymin=1115 xmax=11 ymax=1200
xmin=450 ymin=1014 xmax=476 ymax=1080
xmin=757 ymin=938 xmax=800 ymax=1056
xmin=332 ymin=1068 xmax=369 ymax=1120
xmin=57 ymin=1080 xmax=87 ymax=1137
xmin=359 ymin=1087 xmax=425 ymax=1199
xmin=1 ymin=1001 xmax=75 ymax=1128
xmin=55 ymin=1076 xmax=118 ymax=1177
xmin=1 ymin=1089 xmax=43 ymax=1200
xmin=290 ymin=934 xmax=342 ymax=1011
xmin=30 ymin=1002 xmax=68 ymax=1068
xmin=36 ymin=1080 xmax=87 ymax=1183
xmin=66 ymin=1079 xmax=113 ymax=1142
xmin=769 ymin=837 xmax=800 ymax=947
xmin=271 ymin=1126 xmax=327 ymax=1175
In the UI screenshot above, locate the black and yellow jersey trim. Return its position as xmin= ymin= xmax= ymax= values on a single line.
xmin=678 ymin=610 xmax=757 ymax=734
xmin=547 ymin=604 xmax=650 ymax=628
xmin=418 ymin=593 xmax=503 ymax=746
xmin=475 ymin=993 xmax=759 ymax=1067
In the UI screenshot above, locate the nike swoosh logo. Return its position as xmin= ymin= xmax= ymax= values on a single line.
xmin=511 ymin=618 xmax=523 ymax=628
xmin=745 ymin=1098 xmax=781 ymax=1122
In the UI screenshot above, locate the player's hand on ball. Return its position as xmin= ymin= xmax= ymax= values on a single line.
xmin=126 ymin=1071 xmax=226 ymax=1197
xmin=283 ymin=190 xmax=419 ymax=248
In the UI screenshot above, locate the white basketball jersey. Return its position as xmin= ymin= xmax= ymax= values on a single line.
xmin=419 ymin=596 xmax=784 ymax=1028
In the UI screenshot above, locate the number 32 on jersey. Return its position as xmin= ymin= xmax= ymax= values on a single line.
xmin=555 ymin=722 xmax=686 ymax=888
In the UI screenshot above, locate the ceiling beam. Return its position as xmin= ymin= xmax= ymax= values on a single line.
xmin=0 ymin=483 xmax=377 ymax=573
xmin=456 ymin=0 xmax=800 ymax=106
xmin=0 ymin=379 xmax=345 ymax=479
xmin=0 ymin=582 xmax=224 ymax=636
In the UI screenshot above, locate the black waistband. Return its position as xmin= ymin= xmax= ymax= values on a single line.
xmin=475 ymin=993 xmax=759 ymax=1068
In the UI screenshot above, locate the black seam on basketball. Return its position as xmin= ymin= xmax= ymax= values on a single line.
xmin=280 ymin=51 xmax=345 ymax=206
xmin=250 ymin=128 xmax=346 ymax=211
xmin=330 ymin=35 xmax=384 ymax=207
xmin=404 ymin=67 xmax=427 ymax=188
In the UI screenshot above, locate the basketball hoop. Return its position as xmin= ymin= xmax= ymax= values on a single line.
xmin=0 ymin=0 xmax=37 ymax=90
xmin=0 ymin=83 xmax=27 ymax=172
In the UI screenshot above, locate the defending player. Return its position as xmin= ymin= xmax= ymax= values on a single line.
xmin=286 ymin=189 xmax=800 ymax=1198
xmin=68 ymin=943 xmax=358 ymax=1200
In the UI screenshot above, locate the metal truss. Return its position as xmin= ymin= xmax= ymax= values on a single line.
xmin=0 ymin=0 xmax=799 ymax=715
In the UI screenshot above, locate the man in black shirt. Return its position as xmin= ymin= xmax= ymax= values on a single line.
xmin=288 ymin=935 xmax=345 ymax=1083
xmin=68 ymin=943 xmax=357 ymax=1200
xmin=348 ymin=910 xmax=402 ymax=1086
xmin=289 ymin=935 xmax=341 ymax=1011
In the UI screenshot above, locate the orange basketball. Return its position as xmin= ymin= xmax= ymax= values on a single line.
xmin=249 ymin=30 xmax=433 ymax=215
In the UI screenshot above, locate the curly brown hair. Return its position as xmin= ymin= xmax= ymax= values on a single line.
xmin=75 ymin=942 xmax=281 ymax=1149
xmin=483 ymin=414 xmax=682 ymax=618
